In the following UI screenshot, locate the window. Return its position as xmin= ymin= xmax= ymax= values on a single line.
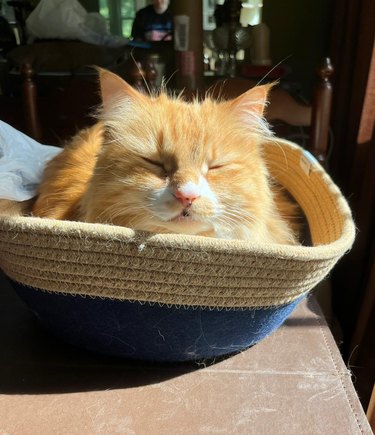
xmin=99 ymin=0 xmax=147 ymax=38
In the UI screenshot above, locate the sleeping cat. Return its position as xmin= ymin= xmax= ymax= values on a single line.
xmin=32 ymin=69 xmax=299 ymax=244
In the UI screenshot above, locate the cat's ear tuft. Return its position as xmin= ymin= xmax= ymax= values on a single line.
xmin=96 ymin=67 xmax=145 ymax=108
xmin=230 ymin=83 xmax=274 ymax=118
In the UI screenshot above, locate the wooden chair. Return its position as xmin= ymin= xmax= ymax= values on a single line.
xmin=208 ymin=57 xmax=334 ymax=165
xmin=20 ymin=57 xmax=159 ymax=146
xmin=20 ymin=64 xmax=100 ymax=145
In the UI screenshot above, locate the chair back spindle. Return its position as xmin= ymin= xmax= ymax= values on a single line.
xmin=22 ymin=63 xmax=42 ymax=142
xmin=309 ymin=57 xmax=334 ymax=164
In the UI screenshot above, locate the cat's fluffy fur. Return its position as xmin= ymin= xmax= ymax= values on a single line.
xmin=32 ymin=69 xmax=299 ymax=244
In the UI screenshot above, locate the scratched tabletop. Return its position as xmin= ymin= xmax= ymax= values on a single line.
xmin=0 ymin=271 xmax=371 ymax=435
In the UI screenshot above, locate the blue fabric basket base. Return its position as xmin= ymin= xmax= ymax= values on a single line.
xmin=11 ymin=280 xmax=301 ymax=362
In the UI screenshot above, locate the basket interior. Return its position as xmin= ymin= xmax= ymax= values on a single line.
xmin=264 ymin=142 xmax=346 ymax=246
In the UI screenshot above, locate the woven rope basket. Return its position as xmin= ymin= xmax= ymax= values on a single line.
xmin=0 ymin=139 xmax=355 ymax=310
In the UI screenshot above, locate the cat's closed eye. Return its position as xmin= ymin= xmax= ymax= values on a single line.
xmin=141 ymin=156 xmax=167 ymax=177
xmin=142 ymin=156 xmax=163 ymax=168
xmin=209 ymin=164 xmax=226 ymax=170
xmin=209 ymin=162 xmax=241 ymax=171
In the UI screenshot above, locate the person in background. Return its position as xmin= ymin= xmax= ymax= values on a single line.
xmin=131 ymin=0 xmax=173 ymax=42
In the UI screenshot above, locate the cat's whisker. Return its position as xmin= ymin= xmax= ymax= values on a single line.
xmin=265 ymin=136 xmax=288 ymax=169
xmin=125 ymin=213 xmax=149 ymax=228
xmin=95 ymin=201 xmax=150 ymax=223
xmin=220 ymin=208 xmax=261 ymax=228
xmin=213 ymin=217 xmax=236 ymax=232
xmin=163 ymin=70 xmax=178 ymax=90
xmin=255 ymin=55 xmax=292 ymax=87
xmin=176 ymin=87 xmax=187 ymax=101
xmin=215 ymin=208 xmax=244 ymax=225
xmin=217 ymin=208 xmax=241 ymax=222
xmin=129 ymin=50 xmax=152 ymax=97
xmin=205 ymin=79 xmax=226 ymax=103
xmin=220 ymin=215 xmax=247 ymax=228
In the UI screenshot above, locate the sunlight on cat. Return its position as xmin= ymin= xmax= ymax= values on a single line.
xmin=32 ymin=69 xmax=299 ymax=245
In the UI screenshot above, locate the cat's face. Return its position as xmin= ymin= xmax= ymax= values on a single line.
xmin=83 ymin=70 xmax=278 ymax=240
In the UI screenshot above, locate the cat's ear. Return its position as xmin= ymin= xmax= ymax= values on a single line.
xmin=96 ymin=68 xmax=146 ymax=108
xmin=229 ymin=83 xmax=274 ymax=117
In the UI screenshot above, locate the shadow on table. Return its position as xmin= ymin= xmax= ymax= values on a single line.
xmin=0 ymin=271 xmax=204 ymax=394
xmin=0 ymin=270 xmax=326 ymax=395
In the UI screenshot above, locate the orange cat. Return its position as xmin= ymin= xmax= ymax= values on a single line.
xmin=32 ymin=69 xmax=299 ymax=244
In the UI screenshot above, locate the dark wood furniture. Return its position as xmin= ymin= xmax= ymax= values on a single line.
xmin=19 ymin=54 xmax=162 ymax=146
xmin=20 ymin=65 xmax=101 ymax=145
xmin=20 ymin=57 xmax=334 ymax=166
xmin=208 ymin=57 xmax=334 ymax=164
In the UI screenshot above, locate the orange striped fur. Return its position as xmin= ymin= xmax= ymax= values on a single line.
xmin=33 ymin=69 xmax=299 ymax=244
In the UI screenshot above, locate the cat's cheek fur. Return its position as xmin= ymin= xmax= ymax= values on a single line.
xmin=149 ymin=186 xmax=182 ymax=220
xmin=197 ymin=176 xmax=220 ymax=211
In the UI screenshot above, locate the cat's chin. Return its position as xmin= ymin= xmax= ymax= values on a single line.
xmin=159 ymin=214 xmax=213 ymax=236
xmin=169 ymin=209 xmax=196 ymax=223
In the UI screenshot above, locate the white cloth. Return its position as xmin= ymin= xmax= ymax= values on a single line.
xmin=26 ymin=0 xmax=128 ymax=47
xmin=0 ymin=121 xmax=61 ymax=201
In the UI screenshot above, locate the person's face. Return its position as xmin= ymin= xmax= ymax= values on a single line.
xmin=153 ymin=0 xmax=169 ymax=14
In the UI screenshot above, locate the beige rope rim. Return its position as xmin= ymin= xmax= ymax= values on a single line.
xmin=0 ymin=139 xmax=355 ymax=308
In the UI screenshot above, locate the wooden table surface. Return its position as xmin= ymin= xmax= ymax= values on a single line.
xmin=0 ymin=271 xmax=371 ymax=434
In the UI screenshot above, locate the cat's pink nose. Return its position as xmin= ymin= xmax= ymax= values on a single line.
xmin=174 ymin=189 xmax=200 ymax=207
